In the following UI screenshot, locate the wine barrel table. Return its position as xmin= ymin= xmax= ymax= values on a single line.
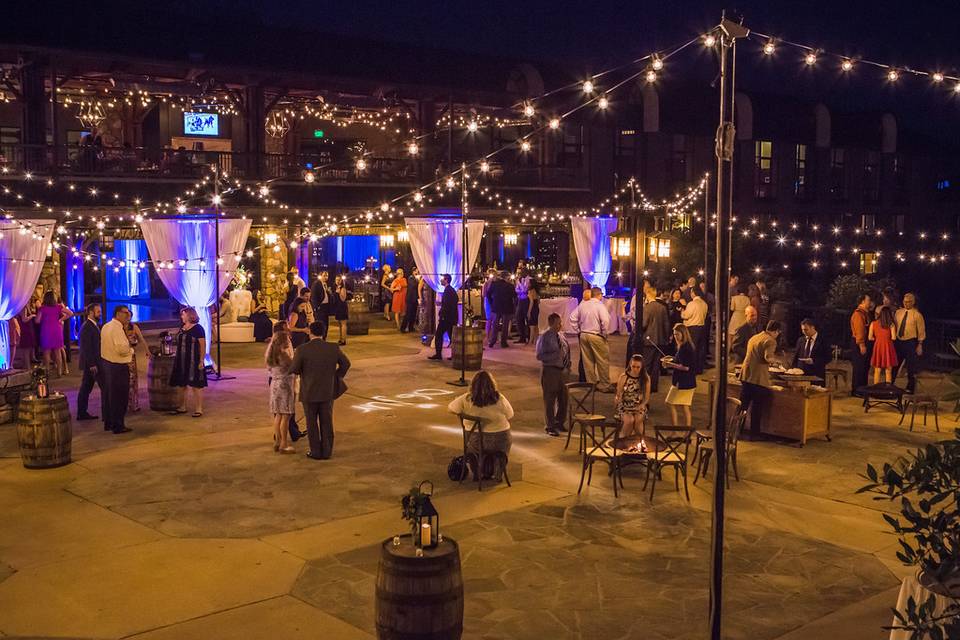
xmin=147 ymin=355 xmax=179 ymax=411
xmin=450 ymin=326 xmax=483 ymax=371
xmin=347 ymin=300 xmax=370 ymax=335
xmin=16 ymin=393 xmax=72 ymax=469
xmin=376 ymin=535 xmax=463 ymax=640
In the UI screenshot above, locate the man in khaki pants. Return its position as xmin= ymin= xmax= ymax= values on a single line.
xmin=569 ymin=287 xmax=613 ymax=392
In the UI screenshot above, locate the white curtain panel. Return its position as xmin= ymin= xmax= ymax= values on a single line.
xmin=0 ymin=219 xmax=55 ymax=369
xmin=141 ymin=217 xmax=251 ymax=363
xmin=571 ymin=216 xmax=619 ymax=290
xmin=405 ymin=218 xmax=485 ymax=292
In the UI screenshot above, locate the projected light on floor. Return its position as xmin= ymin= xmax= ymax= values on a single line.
xmin=351 ymin=388 xmax=454 ymax=413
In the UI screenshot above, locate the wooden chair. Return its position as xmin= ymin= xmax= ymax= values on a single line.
xmin=577 ymin=418 xmax=626 ymax=498
xmin=564 ymin=382 xmax=603 ymax=453
xmin=899 ymin=395 xmax=940 ymax=432
xmin=694 ymin=409 xmax=747 ymax=488
xmin=643 ymin=426 xmax=696 ymax=503
xmin=693 ymin=397 xmax=741 ymax=466
xmin=457 ymin=413 xmax=511 ymax=491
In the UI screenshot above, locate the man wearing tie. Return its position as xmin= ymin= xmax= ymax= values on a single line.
xmin=536 ymin=313 xmax=571 ymax=437
xmin=893 ymin=293 xmax=926 ymax=394
xmin=791 ymin=318 xmax=829 ymax=381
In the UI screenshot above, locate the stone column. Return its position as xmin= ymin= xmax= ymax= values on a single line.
xmin=258 ymin=227 xmax=288 ymax=317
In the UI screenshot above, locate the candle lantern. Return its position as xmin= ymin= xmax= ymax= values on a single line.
xmin=414 ymin=480 xmax=439 ymax=549
xmin=646 ymin=230 xmax=675 ymax=262
xmin=609 ymin=228 xmax=632 ymax=258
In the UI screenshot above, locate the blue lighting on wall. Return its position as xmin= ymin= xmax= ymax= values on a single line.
xmin=106 ymin=239 xmax=151 ymax=300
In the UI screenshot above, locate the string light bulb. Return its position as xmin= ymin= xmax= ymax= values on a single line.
xmin=932 ymin=72 xmax=944 ymax=83
xmin=762 ymin=40 xmax=776 ymax=55
xmin=887 ymin=69 xmax=899 ymax=82
xmin=841 ymin=59 xmax=854 ymax=72
xmin=805 ymin=52 xmax=817 ymax=66
xmin=480 ymin=160 xmax=490 ymax=172
xmin=356 ymin=158 xmax=367 ymax=171
xmin=645 ymin=70 xmax=657 ymax=83
xmin=520 ymin=140 xmax=532 ymax=152
xmin=304 ymin=171 xmax=316 ymax=183
xmin=523 ymin=103 xmax=535 ymax=118
xmin=582 ymin=80 xmax=594 ymax=93
xmin=549 ymin=118 xmax=560 ymax=129
xmin=598 ymin=95 xmax=609 ymax=109
xmin=703 ymin=33 xmax=716 ymax=47
xmin=407 ymin=142 xmax=419 ymax=155
xmin=651 ymin=56 xmax=664 ymax=70
xmin=467 ymin=121 xmax=478 ymax=133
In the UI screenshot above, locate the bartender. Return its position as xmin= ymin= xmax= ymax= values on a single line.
xmin=791 ymin=318 xmax=829 ymax=381
xmin=740 ymin=320 xmax=783 ymax=437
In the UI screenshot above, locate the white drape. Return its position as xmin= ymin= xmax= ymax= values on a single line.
xmin=571 ymin=216 xmax=618 ymax=290
xmin=141 ymin=218 xmax=251 ymax=364
xmin=405 ymin=218 xmax=485 ymax=292
xmin=0 ymin=220 xmax=55 ymax=369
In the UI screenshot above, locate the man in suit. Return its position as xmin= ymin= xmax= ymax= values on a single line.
xmin=740 ymin=320 xmax=783 ymax=438
xmin=289 ymin=321 xmax=350 ymax=460
xmin=730 ymin=306 xmax=759 ymax=365
xmin=76 ymin=303 xmax=104 ymax=421
xmin=429 ymin=274 xmax=458 ymax=360
xmin=791 ymin=317 xmax=830 ymax=381
xmin=310 ymin=270 xmax=332 ymax=337
xmin=640 ymin=283 xmax=671 ymax=393
xmin=486 ymin=271 xmax=517 ymax=348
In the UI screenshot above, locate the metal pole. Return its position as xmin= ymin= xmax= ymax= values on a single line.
xmin=214 ymin=162 xmax=222 ymax=378
xmin=709 ymin=17 xmax=748 ymax=640
xmin=449 ymin=163 xmax=469 ymax=388
xmin=631 ymin=180 xmax=644 ymax=363
xmin=704 ymin=174 xmax=710 ymax=282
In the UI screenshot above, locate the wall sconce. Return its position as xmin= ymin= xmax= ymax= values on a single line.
xmin=397 ymin=230 xmax=409 ymax=243
xmin=503 ymin=231 xmax=519 ymax=247
xmin=380 ymin=234 xmax=395 ymax=248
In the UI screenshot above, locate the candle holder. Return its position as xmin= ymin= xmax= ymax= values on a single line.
xmin=400 ymin=480 xmax=440 ymax=549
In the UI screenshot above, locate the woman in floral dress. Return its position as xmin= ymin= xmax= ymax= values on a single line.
xmin=265 ymin=323 xmax=296 ymax=453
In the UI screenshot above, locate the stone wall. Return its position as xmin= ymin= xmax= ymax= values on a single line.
xmin=38 ymin=253 xmax=61 ymax=301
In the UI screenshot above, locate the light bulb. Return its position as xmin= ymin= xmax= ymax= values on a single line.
xmin=932 ymin=72 xmax=944 ymax=83
xmin=549 ymin=118 xmax=560 ymax=129
xmin=380 ymin=202 xmax=390 ymax=212
xmin=645 ymin=70 xmax=657 ymax=83
xmin=413 ymin=191 xmax=423 ymax=202
xmin=259 ymin=185 xmax=269 ymax=197
xmin=582 ymin=80 xmax=594 ymax=93
xmin=887 ymin=69 xmax=899 ymax=82
xmin=762 ymin=40 xmax=775 ymax=55
xmin=805 ymin=52 xmax=817 ymax=66
xmin=841 ymin=59 xmax=853 ymax=72
xmin=304 ymin=171 xmax=316 ymax=183
xmin=520 ymin=140 xmax=531 ymax=152
xmin=703 ymin=34 xmax=716 ymax=47
xmin=598 ymin=96 xmax=609 ymax=109
xmin=480 ymin=160 xmax=490 ymax=172
xmin=407 ymin=142 xmax=419 ymax=155
xmin=445 ymin=177 xmax=456 ymax=189
xmin=356 ymin=158 xmax=367 ymax=171
xmin=523 ymin=104 xmax=535 ymax=118
xmin=467 ymin=121 xmax=478 ymax=133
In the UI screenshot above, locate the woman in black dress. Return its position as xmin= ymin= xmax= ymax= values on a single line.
xmin=332 ymin=274 xmax=350 ymax=346
xmin=169 ymin=307 xmax=208 ymax=417
xmin=286 ymin=298 xmax=310 ymax=349
xmin=249 ymin=289 xmax=273 ymax=342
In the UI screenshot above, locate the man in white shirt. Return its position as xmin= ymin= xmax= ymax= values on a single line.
xmin=569 ymin=286 xmax=613 ymax=392
xmin=100 ymin=305 xmax=134 ymax=434
xmin=681 ymin=287 xmax=709 ymax=374
xmin=894 ymin=292 xmax=926 ymax=394
xmin=288 ymin=267 xmax=306 ymax=291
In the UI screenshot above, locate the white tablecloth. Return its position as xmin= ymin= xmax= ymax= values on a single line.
xmin=890 ymin=575 xmax=955 ymax=639
xmin=537 ymin=297 xmax=627 ymax=334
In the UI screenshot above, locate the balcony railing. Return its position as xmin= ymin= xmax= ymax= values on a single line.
xmin=0 ymin=143 xmax=590 ymax=189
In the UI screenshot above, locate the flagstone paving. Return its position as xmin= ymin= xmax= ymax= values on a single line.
xmin=0 ymin=318 xmax=946 ymax=639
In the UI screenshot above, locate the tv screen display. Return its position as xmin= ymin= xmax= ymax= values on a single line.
xmin=183 ymin=112 xmax=219 ymax=136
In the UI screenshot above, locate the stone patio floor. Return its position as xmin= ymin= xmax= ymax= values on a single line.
xmin=0 ymin=318 xmax=948 ymax=639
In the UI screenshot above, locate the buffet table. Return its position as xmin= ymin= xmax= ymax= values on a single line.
xmin=536 ymin=297 xmax=627 ymax=334
xmin=704 ymin=372 xmax=833 ymax=445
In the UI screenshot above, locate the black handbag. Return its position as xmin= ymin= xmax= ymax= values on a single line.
xmin=447 ymin=456 xmax=468 ymax=481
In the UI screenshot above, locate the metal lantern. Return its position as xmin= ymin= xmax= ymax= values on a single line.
xmin=265 ymin=111 xmax=290 ymax=138
xmin=77 ymin=101 xmax=106 ymax=129
xmin=415 ymin=480 xmax=439 ymax=549
xmin=646 ymin=230 xmax=675 ymax=262
xmin=609 ymin=228 xmax=633 ymax=258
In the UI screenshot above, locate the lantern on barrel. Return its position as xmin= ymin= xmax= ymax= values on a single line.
xmin=414 ymin=481 xmax=439 ymax=549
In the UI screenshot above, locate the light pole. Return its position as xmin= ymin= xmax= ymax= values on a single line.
xmin=448 ymin=162 xmax=470 ymax=388
xmin=709 ymin=16 xmax=749 ymax=640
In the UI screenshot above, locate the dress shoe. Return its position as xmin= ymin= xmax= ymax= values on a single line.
xmin=77 ymin=413 xmax=99 ymax=421
xmin=305 ymin=451 xmax=326 ymax=461
xmin=544 ymin=427 xmax=560 ymax=437
xmin=111 ymin=427 xmax=133 ymax=434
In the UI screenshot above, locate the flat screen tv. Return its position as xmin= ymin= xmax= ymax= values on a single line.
xmin=183 ymin=112 xmax=219 ymax=136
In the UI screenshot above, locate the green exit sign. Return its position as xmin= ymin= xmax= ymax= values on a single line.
xmin=313 ymin=129 xmax=325 ymax=138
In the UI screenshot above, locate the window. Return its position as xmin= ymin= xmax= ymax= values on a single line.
xmin=893 ymin=155 xmax=908 ymax=204
xmin=861 ymin=214 xmax=875 ymax=231
xmin=668 ymin=134 xmax=690 ymax=194
xmin=558 ymin=125 xmax=584 ymax=168
xmin=754 ymin=140 xmax=775 ymax=199
xmin=829 ymin=148 xmax=847 ymax=201
xmin=860 ymin=252 xmax=878 ymax=275
xmin=0 ymin=127 xmax=20 ymax=145
xmin=793 ymin=144 xmax=809 ymax=199
xmin=616 ymin=130 xmax=637 ymax=158
xmin=863 ymin=151 xmax=880 ymax=203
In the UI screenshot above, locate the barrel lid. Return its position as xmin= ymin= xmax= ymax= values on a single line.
xmin=382 ymin=534 xmax=458 ymax=559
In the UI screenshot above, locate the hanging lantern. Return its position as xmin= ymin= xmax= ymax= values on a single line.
xmin=414 ymin=481 xmax=439 ymax=549
xmin=609 ymin=228 xmax=632 ymax=257
xmin=503 ymin=230 xmax=519 ymax=247
xmin=396 ymin=230 xmax=409 ymax=243
xmin=380 ymin=234 xmax=395 ymax=248
xmin=265 ymin=111 xmax=290 ymax=138
xmin=77 ymin=101 xmax=106 ymax=129
xmin=646 ymin=230 xmax=675 ymax=262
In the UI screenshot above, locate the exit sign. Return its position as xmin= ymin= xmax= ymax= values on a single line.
xmin=313 ymin=129 xmax=325 ymax=138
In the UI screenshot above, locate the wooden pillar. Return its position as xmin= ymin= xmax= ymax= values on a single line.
xmin=20 ymin=55 xmax=47 ymax=170
xmin=244 ymin=84 xmax=266 ymax=179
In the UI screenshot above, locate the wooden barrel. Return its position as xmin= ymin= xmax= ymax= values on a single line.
xmin=376 ymin=536 xmax=463 ymax=640
xmin=347 ymin=300 xmax=370 ymax=335
xmin=450 ymin=326 xmax=483 ymax=371
xmin=147 ymin=355 xmax=179 ymax=411
xmin=16 ymin=394 xmax=72 ymax=469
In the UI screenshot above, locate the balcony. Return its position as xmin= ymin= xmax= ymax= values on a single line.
xmin=0 ymin=143 xmax=590 ymax=191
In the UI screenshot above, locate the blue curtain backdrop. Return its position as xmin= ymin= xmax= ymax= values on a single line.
xmin=340 ymin=236 xmax=379 ymax=271
xmin=106 ymin=239 xmax=151 ymax=300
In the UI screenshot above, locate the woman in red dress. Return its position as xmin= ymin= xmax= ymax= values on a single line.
xmin=390 ymin=267 xmax=408 ymax=331
xmin=868 ymin=305 xmax=898 ymax=385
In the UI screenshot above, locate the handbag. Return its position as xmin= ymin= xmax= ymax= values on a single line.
xmin=447 ymin=456 xmax=468 ymax=481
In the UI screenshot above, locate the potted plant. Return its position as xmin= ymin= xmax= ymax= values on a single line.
xmin=859 ymin=430 xmax=960 ymax=638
